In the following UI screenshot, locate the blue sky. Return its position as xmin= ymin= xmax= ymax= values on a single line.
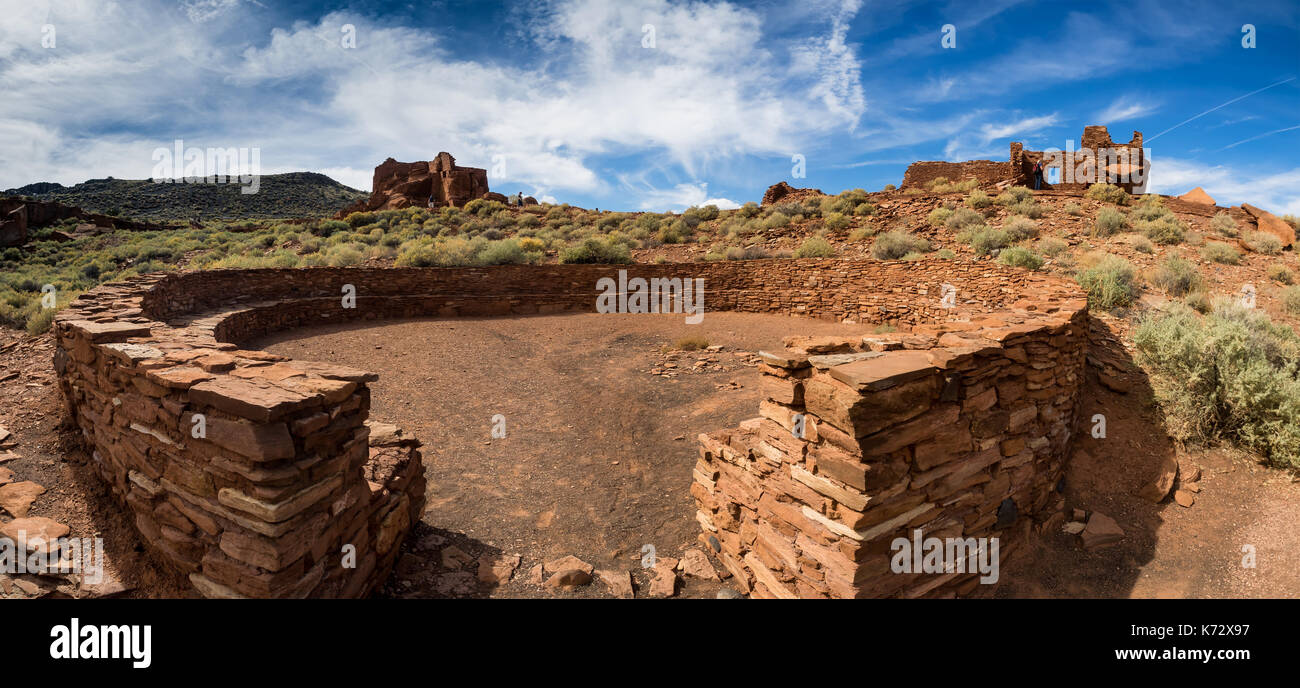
xmin=1 ymin=0 xmax=1297 ymax=213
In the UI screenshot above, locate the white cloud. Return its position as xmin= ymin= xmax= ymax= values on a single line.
xmin=620 ymin=180 xmax=737 ymax=211
xmin=0 ymin=0 xmax=868 ymax=210
xmin=1146 ymin=157 xmax=1300 ymax=216
xmin=941 ymin=113 xmax=1058 ymax=162
xmin=1096 ymin=98 xmax=1158 ymax=124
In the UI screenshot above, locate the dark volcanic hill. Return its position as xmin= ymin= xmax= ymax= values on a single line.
xmin=4 ymin=172 xmax=368 ymax=221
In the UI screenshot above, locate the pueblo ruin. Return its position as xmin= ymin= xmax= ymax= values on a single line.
xmin=902 ymin=125 xmax=1148 ymax=194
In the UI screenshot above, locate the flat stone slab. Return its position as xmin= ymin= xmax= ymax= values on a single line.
xmin=65 ymin=320 xmax=153 ymax=343
xmin=189 ymin=376 xmax=314 ymax=422
xmin=829 ymin=350 xmax=939 ymax=391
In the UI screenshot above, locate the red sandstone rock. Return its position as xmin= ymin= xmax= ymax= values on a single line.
xmin=1240 ymin=203 xmax=1296 ymax=248
xmin=1080 ymin=512 xmax=1124 ymax=549
xmin=0 ymin=480 xmax=46 ymax=517
xmin=1178 ymin=187 xmax=1216 ymax=205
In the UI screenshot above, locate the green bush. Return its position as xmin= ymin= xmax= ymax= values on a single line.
xmin=1285 ymin=286 xmax=1300 ymax=314
xmin=1151 ymin=255 xmax=1203 ymax=296
xmin=1245 ymin=232 xmax=1283 ymax=255
xmin=1134 ymin=301 xmax=1300 ymax=470
xmin=996 ymin=186 xmax=1033 ymax=205
xmin=1003 ymin=216 xmax=1039 ymax=242
xmin=1267 ymin=264 xmax=1294 ymax=285
xmin=823 ymin=212 xmax=851 ymax=231
xmin=1076 ymin=254 xmax=1139 ymax=310
xmin=927 ymin=207 xmax=954 ymax=227
xmin=794 ymin=236 xmax=836 ymax=258
xmin=559 ymin=237 xmax=632 ymax=264
xmin=1008 ymin=200 xmax=1045 ymax=219
xmin=1132 ymin=235 xmax=1155 ymax=254
xmin=1200 ymin=241 xmax=1240 ymax=264
xmin=965 ymin=190 xmax=992 ymax=209
xmin=964 ymin=226 xmax=1010 ymax=256
xmin=1085 ymin=183 xmax=1130 ymax=205
xmin=1210 ymin=212 xmax=1238 ymax=237
xmin=871 ymin=230 xmax=929 ymax=260
xmin=997 ymin=246 xmax=1044 ymax=270
xmin=1064 ymin=202 xmax=1083 ymax=216
xmin=944 ymin=207 xmax=985 ymax=231
xmin=479 ymin=239 xmax=541 ymax=265
xmin=883 ymin=184 xmax=897 ymax=192
xmin=1094 ymin=207 xmax=1128 ymax=236
xmin=1038 ymin=237 xmax=1068 ymax=257
xmin=1137 ymin=214 xmax=1186 ymax=245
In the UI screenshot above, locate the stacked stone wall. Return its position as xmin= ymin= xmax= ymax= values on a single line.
xmin=53 ymin=259 xmax=1086 ymax=598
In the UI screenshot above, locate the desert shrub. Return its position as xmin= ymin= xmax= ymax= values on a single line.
xmin=559 ymin=237 xmax=632 ymax=264
xmin=1267 ymin=264 xmax=1295 ymax=285
xmin=1151 ymin=255 xmax=1203 ymax=296
xmin=1245 ymin=231 xmax=1283 ymax=255
xmin=762 ymin=212 xmax=790 ymax=230
xmin=848 ymin=225 xmax=878 ymax=241
xmin=1038 ymin=237 xmax=1068 ymax=257
xmin=794 ymin=236 xmax=836 ymax=258
xmin=1137 ymin=214 xmax=1186 ymax=245
xmin=965 ymin=190 xmax=992 ymax=209
xmin=1201 ymin=241 xmax=1241 ymax=264
xmin=1129 ymin=195 xmax=1168 ymax=223
xmin=1003 ymin=216 xmax=1039 ymax=242
xmin=927 ymin=207 xmax=954 ymax=227
xmin=315 ymin=219 xmax=349 ymax=236
xmin=724 ymin=245 xmax=771 ymax=260
xmin=479 ymin=239 xmax=540 ymax=265
xmin=1085 ymin=183 xmax=1130 ymax=205
xmin=998 ymin=246 xmax=1044 ymax=270
xmin=1008 ymin=200 xmax=1044 ymax=219
xmin=518 ymin=236 xmax=547 ymax=253
xmin=1285 ymin=286 xmax=1300 ymax=314
xmin=935 ymin=248 xmax=956 ymax=259
xmin=871 ymin=230 xmax=929 ymax=260
xmin=883 ymin=184 xmax=897 ymax=191
xmin=1064 ymin=202 xmax=1083 ymax=216
xmin=996 ymin=186 xmax=1033 ymax=205
xmin=944 ymin=207 xmax=985 ymax=231
xmin=1131 ymin=235 xmax=1155 ymax=254
xmin=964 ymin=226 xmax=1010 ymax=256
xmin=853 ymin=202 xmax=875 ymax=216
xmin=1134 ymin=301 xmax=1300 ymax=470
xmin=738 ymin=202 xmax=761 ymax=218
xmin=1210 ymin=212 xmax=1238 ymax=237
xmin=823 ymin=212 xmax=851 ymax=231
xmin=324 ymin=245 xmax=364 ymax=266
xmin=1185 ymin=291 xmax=1212 ymax=313
xmin=1076 ymin=253 xmax=1139 ymax=310
xmin=675 ymin=336 xmax=709 ymax=351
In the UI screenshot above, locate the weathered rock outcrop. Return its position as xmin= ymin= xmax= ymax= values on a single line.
xmin=1177 ymin=187 xmax=1215 ymax=205
xmin=0 ymin=197 xmax=167 ymax=247
xmin=336 ymin=152 xmax=491 ymax=218
xmin=1240 ymin=203 xmax=1295 ymax=248
xmin=761 ymin=181 xmax=824 ymax=206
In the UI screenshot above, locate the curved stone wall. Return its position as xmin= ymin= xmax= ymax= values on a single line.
xmin=52 ymin=259 xmax=1087 ymax=598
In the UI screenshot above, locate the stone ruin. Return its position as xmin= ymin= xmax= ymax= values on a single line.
xmin=902 ymin=125 xmax=1148 ymax=193
xmin=336 ymin=152 xmax=502 ymax=219
xmin=0 ymin=197 xmax=165 ymax=248
xmin=52 ymin=258 xmax=1089 ymax=598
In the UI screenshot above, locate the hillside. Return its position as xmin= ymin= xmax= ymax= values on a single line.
xmin=4 ymin=172 xmax=367 ymax=221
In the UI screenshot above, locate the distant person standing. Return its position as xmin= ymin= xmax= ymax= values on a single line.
xmin=1032 ymin=159 xmax=1044 ymax=190
xmin=514 ymin=191 xmax=524 ymax=206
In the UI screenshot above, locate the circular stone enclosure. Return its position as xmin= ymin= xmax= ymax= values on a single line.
xmin=53 ymin=259 xmax=1088 ymax=598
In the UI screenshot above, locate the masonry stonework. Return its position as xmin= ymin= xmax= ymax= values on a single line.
xmin=54 ymin=259 xmax=1088 ymax=598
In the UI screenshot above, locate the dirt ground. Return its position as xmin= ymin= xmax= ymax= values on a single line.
xmin=3 ymin=307 xmax=1299 ymax=598
xmin=253 ymin=311 xmax=875 ymax=598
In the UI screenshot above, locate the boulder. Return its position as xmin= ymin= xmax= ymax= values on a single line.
xmin=1240 ymin=203 xmax=1296 ymax=248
